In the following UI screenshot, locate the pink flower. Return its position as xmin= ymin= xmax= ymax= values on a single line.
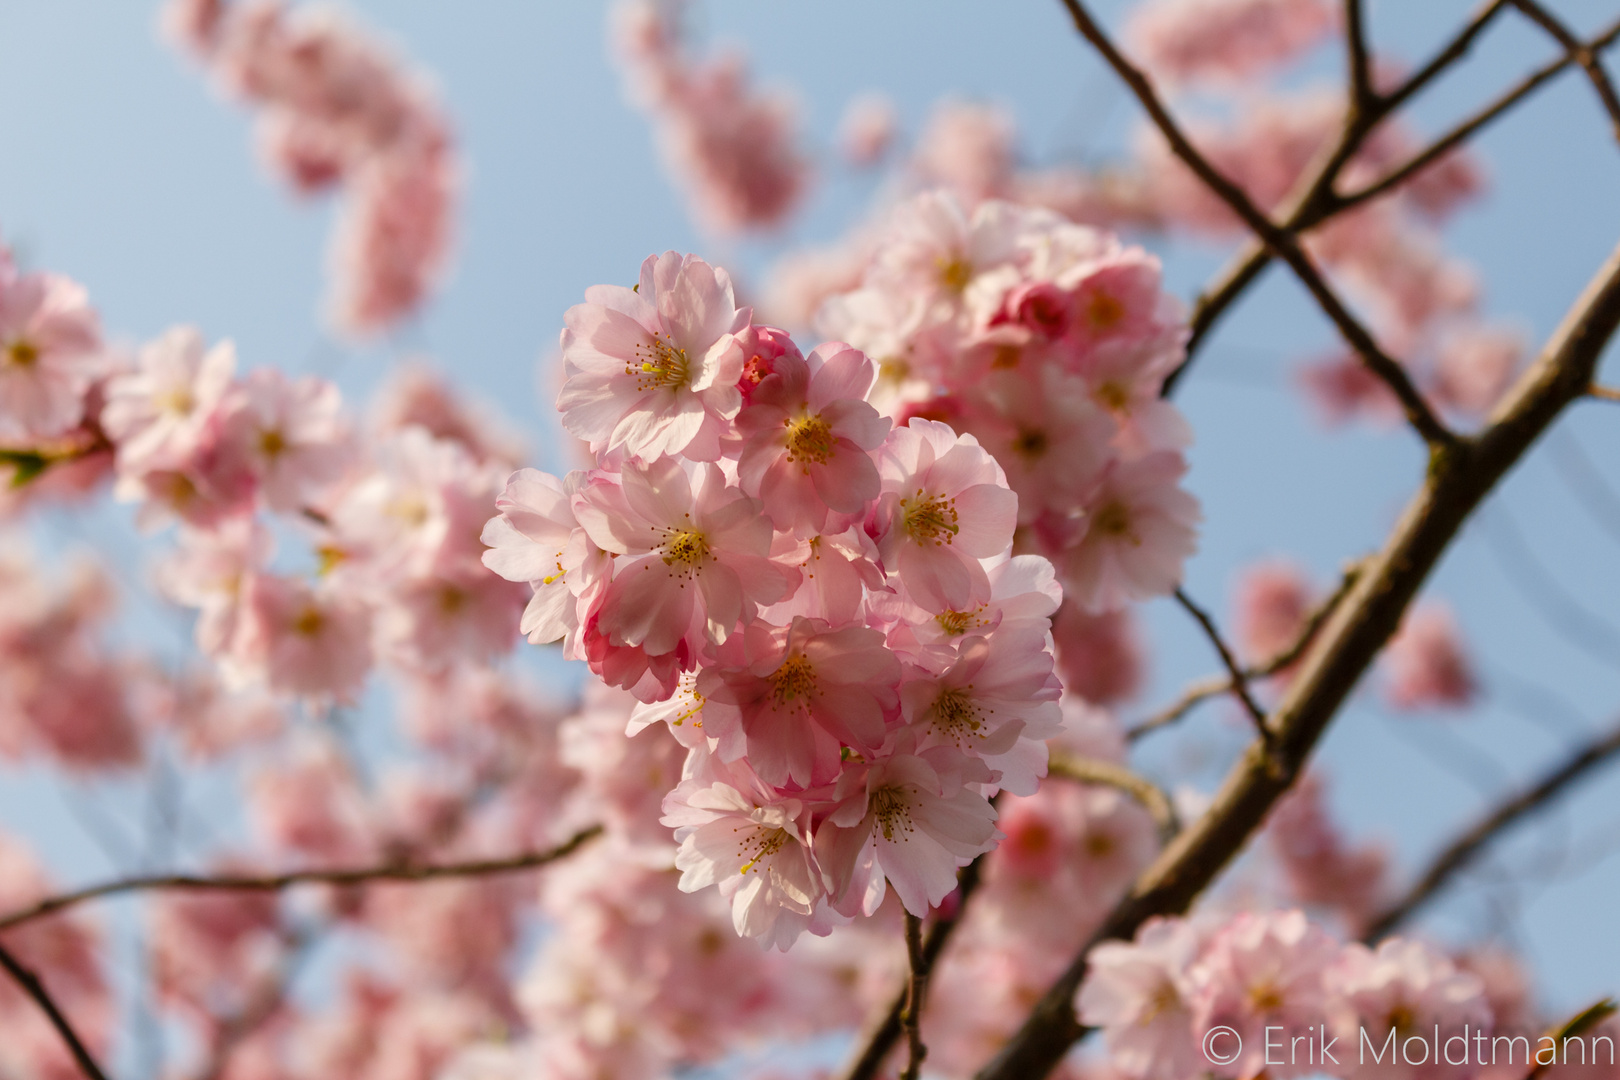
xmin=481 ymin=468 xmax=605 ymax=649
xmin=574 ymin=458 xmax=796 ymax=659
xmin=1059 ymin=451 xmax=1201 ymax=613
xmin=1187 ymin=909 xmax=1342 ymax=1079
xmin=732 ymin=322 xmax=803 ymax=406
xmin=697 ymin=615 xmax=901 ymax=788
xmin=1429 ymin=323 xmax=1523 ymax=420
xmin=557 ymin=251 xmax=752 ymax=462
xmin=898 ymin=623 xmax=1063 ymax=795
xmin=232 ymin=573 xmax=374 ymax=703
xmin=762 ymin=526 xmax=886 ymax=628
xmin=1052 ymin=603 xmax=1144 ymax=706
xmin=736 ymin=342 xmax=891 ymax=533
xmin=1327 ymin=938 xmax=1493 ymax=1080
xmin=664 ymin=762 xmax=825 ymax=950
xmin=1233 ymin=560 xmax=1313 ymax=665
xmin=838 ymin=92 xmax=898 ymax=168
xmin=156 ymin=517 xmax=272 ymax=661
xmin=873 ymin=418 xmax=1019 ymax=614
xmin=102 ymin=325 xmax=236 ymax=472
xmin=1078 ymin=916 xmax=1207 ymax=1080
xmin=911 ymin=100 xmax=1017 ymax=205
xmin=217 ymin=367 xmax=351 ymax=513
xmin=1384 ymin=604 xmax=1477 ymax=710
xmin=0 ymin=254 xmax=103 ymax=443
xmin=1126 ymin=0 xmax=1339 ymax=86
xmin=369 ymin=361 xmax=526 ymax=467
xmin=816 ymin=747 xmax=1001 ymax=917
xmin=1268 ymin=773 xmax=1388 ymax=931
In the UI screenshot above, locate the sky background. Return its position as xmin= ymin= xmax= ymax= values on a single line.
xmin=1 ymin=0 xmax=1620 ymax=1067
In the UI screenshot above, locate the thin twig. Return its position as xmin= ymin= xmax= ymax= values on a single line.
xmin=0 ymin=940 xmax=111 ymax=1080
xmin=1129 ymin=563 xmax=1364 ymax=742
xmin=1340 ymin=18 xmax=1620 ymax=212
xmin=0 ymin=825 xmax=602 ymax=933
xmin=1508 ymin=0 xmax=1620 ymax=144
xmin=1362 ymin=715 xmax=1620 ymax=941
xmin=1048 ymin=753 xmax=1180 ymax=840
xmin=1377 ymin=0 xmax=1512 ymax=116
xmin=1344 ymin=0 xmax=1376 ymax=113
xmin=900 ymin=912 xmax=930 ymax=1080
xmin=1173 ymin=588 xmax=1271 ymax=739
xmin=1527 ymin=1000 xmax=1619 ymax=1080
xmin=1055 ymin=0 xmax=1455 ymax=446
xmin=840 ymin=854 xmax=989 ymax=1080
xmin=973 ymin=230 xmax=1620 ymax=1080
xmin=1591 ymin=383 xmax=1620 ymax=401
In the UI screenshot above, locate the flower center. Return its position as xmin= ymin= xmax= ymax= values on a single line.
xmin=1247 ymin=982 xmax=1284 ymax=1013
xmin=4 ymin=339 xmax=38 ymax=368
xmin=1385 ymin=1003 xmax=1417 ymax=1034
xmin=258 ymin=427 xmax=288 ymax=459
xmin=661 ymin=529 xmax=709 ymax=567
xmin=930 ymin=687 xmax=987 ymax=743
xmin=1140 ymin=980 xmax=1182 ymax=1025
xmin=870 ymin=785 xmax=915 ymax=842
xmin=770 ymin=653 xmax=817 ymax=708
xmin=1095 ymin=379 xmax=1131 ymax=412
xmin=1012 ymin=427 xmax=1049 ymax=461
xmin=738 ymin=827 xmax=789 ymax=875
xmin=991 ymin=344 xmax=1021 ymax=369
xmin=901 ymin=490 xmax=959 ymax=546
xmin=292 ymin=606 xmax=325 ymax=637
xmin=1086 ymin=289 xmax=1125 ymax=330
xmin=1091 ymin=499 xmax=1138 ymax=543
xmin=158 ymin=387 xmax=196 ymax=416
xmin=630 ymin=333 xmax=692 ymax=391
xmin=934 ymin=607 xmax=985 ymax=636
xmin=784 ymin=412 xmax=836 ymax=467
xmin=937 ymin=256 xmax=973 ymax=293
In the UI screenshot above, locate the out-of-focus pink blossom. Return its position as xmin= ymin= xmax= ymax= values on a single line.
xmin=911 ymin=100 xmax=1017 ymax=206
xmin=1078 ymin=916 xmax=1208 ymax=1080
xmin=839 ymin=93 xmax=898 ymax=168
xmin=1052 ymin=603 xmax=1144 ymax=706
xmin=1233 ymin=560 xmax=1313 ymax=666
xmin=1327 ymin=938 xmax=1494 ymax=1080
xmin=1429 ymin=323 xmax=1524 ymax=420
xmin=1059 ymin=451 xmax=1200 ymax=614
xmin=102 ymin=325 xmax=236 ymax=474
xmin=217 ymin=367 xmax=351 ymax=513
xmin=1384 ymin=604 xmax=1477 ymax=710
xmin=1268 ymin=773 xmax=1387 ymax=931
xmin=0 ymin=249 xmax=104 ymax=443
xmin=1127 ymin=0 xmax=1339 ymax=86
xmin=232 ymin=573 xmax=373 ymax=702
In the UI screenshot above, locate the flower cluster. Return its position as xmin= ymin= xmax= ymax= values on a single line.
xmin=163 ymin=0 xmax=457 ymax=334
xmin=613 ymin=0 xmax=808 ymax=234
xmin=484 ymin=247 xmax=1076 ymax=946
xmin=817 ymin=189 xmax=1203 ymax=618
xmin=1079 ymin=908 xmax=1508 ymax=1080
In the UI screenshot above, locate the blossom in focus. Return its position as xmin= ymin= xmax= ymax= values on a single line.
xmin=1059 ymin=451 xmax=1200 ymax=614
xmin=557 ymin=250 xmax=751 ymax=462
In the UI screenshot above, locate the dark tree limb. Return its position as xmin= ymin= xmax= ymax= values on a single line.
xmin=1054 ymin=0 xmax=1454 ymax=446
xmin=1362 ymin=715 xmax=1620 ymax=941
xmin=0 ymin=940 xmax=111 ymax=1080
xmin=973 ymin=232 xmax=1620 ymax=1080
xmin=1508 ymin=0 xmax=1620 ymax=143
xmin=1345 ymin=0 xmax=1377 ymax=114
xmin=0 ymin=825 xmax=602 ymax=933
xmin=900 ymin=912 xmax=930 ymax=1080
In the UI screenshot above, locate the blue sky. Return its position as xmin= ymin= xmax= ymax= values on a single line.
xmin=1 ymin=0 xmax=1619 ymax=1052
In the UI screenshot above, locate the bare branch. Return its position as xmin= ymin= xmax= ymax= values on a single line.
xmin=1377 ymin=0 xmax=1511 ymax=116
xmin=1173 ymin=588 xmax=1271 ymax=739
xmin=973 ymin=233 xmax=1620 ymax=1080
xmin=900 ymin=913 xmax=930 ymax=1080
xmin=1528 ymin=1000 xmax=1619 ymax=1080
xmin=1130 ymin=563 xmax=1364 ymax=742
xmin=0 ymin=825 xmax=602 ymax=934
xmin=1345 ymin=0 xmax=1376 ymax=113
xmin=1591 ymin=383 xmax=1620 ymax=402
xmin=0 ymin=940 xmax=111 ymax=1080
xmin=1048 ymin=753 xmax=1180 ymax=840
xmin=1508 ymin=0 xmax=1620 ymax=144
xmin=840 ymin=854 xmax=990 ymax=1080
xmin=1053 ymin=0 xmax=1455 ymax=446
xmin=1340 ymin=18 xmax=1620 ymax=213
xmin=1362 ymin=715 xmax=1620 ymax=941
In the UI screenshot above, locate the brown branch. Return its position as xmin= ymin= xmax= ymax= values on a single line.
xmin=0 ymin=940 xmax=111 ymax=1080
xmin=1508 ymin=0 xmax=1620 ymax=144
xmin=1048 ymin=753 xmax=1180 ymax=840
xmin=1130 ymin=563 xmax=1364 ymax=742
xmin=1345 ymin=0 xmax=1376 ymax=113
xmin=840 ymin=854 xmax=989 ymax=1080
xmin=1340 ymin=18 xmax=1620 ymax=213
xmin=1378 ymin=0 xmax=1512 ymax=116
xmin=1173 ymin=588 xmax=1271 ymax=739
xmin=900 ymin=912 xmax=930 ymax=1080
xmin=1054 ymin=0 xmax=1454 ymax=445
xmin=973 ymin=233 xmax=1620 ymax=1080
xmin=1361 ymin=715 xmax=1620 ymax=941
xmin=0 ymin=825 xmax=602 ymax=933
xmin=1591 ymin=383 xmax=1620 ymax=401
xmin=1527 ymin=1000 xmax=1619 ymax=1080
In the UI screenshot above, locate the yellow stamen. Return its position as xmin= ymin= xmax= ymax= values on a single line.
xmin=901 ymin=489 xmax=959 ymax=546
xmin=784 ymin=413 xmax=836 ymax=467
xmin=627 ymin=333 xmax=692 ymax=391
